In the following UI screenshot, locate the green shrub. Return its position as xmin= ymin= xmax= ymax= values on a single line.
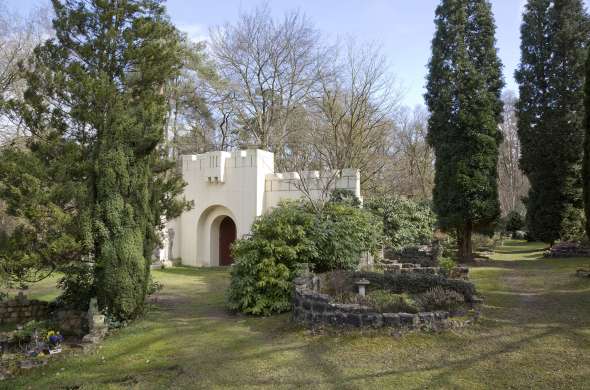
xmin=504 ymin=210 xmax=525 ymax=234
xmin=227 ymin=201 xmax=383 ymax=315
xmin=559 ymin=206 xmax=586 ymax=243
xmin=472 ymin=233 xmax=501 ymax=251
xmin=329 ymin=189 xmax=361 ymax=207
xmin=364 ymin=290 xmax=419 ymax=313
xmin=226 ymin=202 xmax=317 ymax=315
xmin=313 ymin=202 xmax=383 ymax=272
xmin=365 ymin=195 xmax=436 ymax=250
xmin=13 ymin=320 xmax=51 ymax=346
xmin=356 ymin=271 xmax=477 ymax=302
xmin=416 ymin=287 xmax=465 ymax=312
xmin=438 ymin=257 xmax=456 ymax=276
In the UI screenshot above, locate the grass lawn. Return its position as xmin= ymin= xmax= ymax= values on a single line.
xmin=4 ymin=240 xmax=590 ymax=389
xmin=5 ymin=274 xmax=62 ymax=302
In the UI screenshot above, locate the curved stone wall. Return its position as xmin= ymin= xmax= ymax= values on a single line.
xmin=292 ymin=274 xmax=452 ymax=329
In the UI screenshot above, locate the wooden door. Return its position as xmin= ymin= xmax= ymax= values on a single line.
xmin=219 ymin=217 xmax=236 ymax=266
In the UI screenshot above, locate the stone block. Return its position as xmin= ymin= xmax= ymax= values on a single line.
xmin=382 ymin=313 xmax=401 ymax=327
xmin=419 ymin=312 xmax=435 ymax=324
xmin=399 ymin=313 xmax=418 ymax=327
xmin=362 ymin=313 xmax=383 ymax=328
xmin=312 ymin=301 xmax=326 ymax=313
xmin=302 ymin=299 xmax=312 ymax=311
xmin=434 ymin=311 xmax=449 ymax=320
xmin=344 ymin=313 xmax=362 ymax=327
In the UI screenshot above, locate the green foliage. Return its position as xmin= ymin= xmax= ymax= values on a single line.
xmin=416 ymin=287 xmax=465 ymax=312
xmin=329 ymin=189 xmax=361 ymax=208
xmin=313 ymin=202 xmax=383 ymax=272
xmin=505 ymin=210 xmax=525 ymax=234
xmin=355 ymin=271 xmax=477 ymax=303
xmin=0 ymin=0 xmax=191 ymax=320
xmin=559 ymin=206 xmax=586 ymax=242
xmin=227 ymin=201 xmax=383 ymax=315
xmin=365 ymin=195 xmax=435 ymax=250
xmin=56 ymin=263 xmax=95 ymax=310
xmin=471 ymin=233 xmax=501 ymax=251
xmin=147 ymin=277 xmax=164 ymax=296
xmin=333 ymin=290 xmax=420 ymax=313
xmin=226 ymin=202 xmax=318 ymax=315
xmin=425 ymin=0 xmax=504 ymax=261
xmin=439 ymin=257 xmax=457 ymax=276
xmin=13 ymin=320 xmax=51 ymax=346
xmin=517 ymin=0 xmax=589 ymax=244
xmin=364 ymin=290 xmax=419 ymax=313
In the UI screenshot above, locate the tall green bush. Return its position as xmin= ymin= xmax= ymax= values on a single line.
xmin=365 ymin=195 xmax=436 ymax=250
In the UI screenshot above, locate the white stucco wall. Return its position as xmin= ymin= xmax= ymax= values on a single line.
xmin=168 ymin=148 xmax=360 ymax=267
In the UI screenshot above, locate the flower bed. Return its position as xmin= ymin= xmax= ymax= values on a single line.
xmin=292 ymin=270 xmax=480 ymax=330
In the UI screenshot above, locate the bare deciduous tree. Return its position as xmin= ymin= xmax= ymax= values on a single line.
xmin=210 ymin=5 xmax=331 ymax=168
xmin=386 ymin=105 xmax=434 ymax=199
xmin=498 ymin=90 xmax=528 ymax=215
xmin=308 ymin=41 xmax=400 ymax=194
xmin=0 ymin=3 xmax=52 ymax=143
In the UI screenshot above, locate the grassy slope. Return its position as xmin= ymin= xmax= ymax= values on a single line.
xmin=4 ymin=241 xmax=590 ymax=389
xmin=4 ymin=274 xmax=62 ymax=302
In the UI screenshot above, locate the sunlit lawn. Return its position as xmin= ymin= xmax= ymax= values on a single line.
xmin=5 ymin=274 xmax=62 ymax=302
xmin=4 ymin=240 xmax=590 ymax=389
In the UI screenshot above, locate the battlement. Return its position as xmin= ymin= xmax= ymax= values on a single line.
xmin=179 ymin=149 xmax=274 ymax=183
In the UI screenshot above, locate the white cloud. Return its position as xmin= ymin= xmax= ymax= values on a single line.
xmin=177 ymin=23 xmax=209 ymax=43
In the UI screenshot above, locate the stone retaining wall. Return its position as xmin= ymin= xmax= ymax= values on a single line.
xmin=0 ymin=293 xmax=89 ymax=336
xmin=382 ymin=262 xmax=469 ymax=280
xmin=292 ymin=275 xmax=450 ymax=329
xmin=0 ymin=294 xmax=49 ymax=325
xmin=544 ymin=242 xmax=590 ymax=258
xmin=384 ymin=243 xmax=442 ymax=267
xmin=53 ymin=309 xmax=89 ymax=336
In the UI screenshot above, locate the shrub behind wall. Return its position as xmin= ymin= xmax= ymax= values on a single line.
xmin=226 ymin=201 xmax=383 ymax=315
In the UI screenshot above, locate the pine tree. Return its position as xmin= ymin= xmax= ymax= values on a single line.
xmin=0 ymin=0 xmax=190 ymax=320
xmin=516 ymin=0 xmax=589 ymax=244
xmin=425 ymin=0 xmax=504 ymax=262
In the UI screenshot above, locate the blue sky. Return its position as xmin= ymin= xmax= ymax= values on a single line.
xmin=5 ymin=0 xmax=588 ymax=107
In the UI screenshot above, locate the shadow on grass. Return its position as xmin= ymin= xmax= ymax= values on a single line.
xmin=156 ymin=266 xmax=230 ymax=277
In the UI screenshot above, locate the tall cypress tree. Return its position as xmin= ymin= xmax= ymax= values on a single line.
xmin=516 ymin=0 xmax=589 ymax=244
xmin=425 ymin=0 xmax=504 ymax=262
xmin=0 ymin=0 xmax=190 ymax=320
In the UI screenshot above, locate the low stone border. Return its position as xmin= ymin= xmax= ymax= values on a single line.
xmin=544 ymin=242 xmax=590 ymax=258
xmin=382 ymin=262 xmax=469 ymax=279
xmin=293 ymin=274 xmax=453 ymax=330
xmin=0 ymin=293 xmax=49 ymax=325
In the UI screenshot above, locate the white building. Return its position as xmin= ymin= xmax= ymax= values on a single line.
xmin=165 ymin=148 xmax=360 ymax=267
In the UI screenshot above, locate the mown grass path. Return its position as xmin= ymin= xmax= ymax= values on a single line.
xmin=5 ymin=240 xmax=590 ymax=389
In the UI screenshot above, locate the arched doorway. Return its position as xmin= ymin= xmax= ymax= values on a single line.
xmin=196 ymin=205 xmax=238 ymax=266
xmin=218 ymin=216 xmax=236 ymax=266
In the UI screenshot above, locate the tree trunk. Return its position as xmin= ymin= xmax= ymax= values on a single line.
xmin=456 ymin=223 xmax=473 ymax=263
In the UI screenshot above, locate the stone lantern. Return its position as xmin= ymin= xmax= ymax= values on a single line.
xmin=355 ymin=278 xmax=371 ymax=297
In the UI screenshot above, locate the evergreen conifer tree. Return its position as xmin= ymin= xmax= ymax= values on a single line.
xmin=516 ymin=0 xmax=589 ymax=244
xmin=425 ymin=0 xmax=504 ymax=262
xmin=0 ymin=0 xmax=190 ymax=319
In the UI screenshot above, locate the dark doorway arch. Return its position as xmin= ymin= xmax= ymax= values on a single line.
xmin=219 ymin=216 xmax=236 ymax=266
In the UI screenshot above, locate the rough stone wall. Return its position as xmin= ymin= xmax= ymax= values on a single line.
xmin=53 ymin=309 xmax=89 ymax=336
xmin=384 ymin=243 xmax=442 ymax=267
xmin=0 ymin=294 xmax=89 ymax=336
xmin=544 ymin=242 xmax=590 ymax=258
xmin=382 ymin=262 xmax=470 ymax=280
xmin=292 ymin=274 xmax=450 ymax=329
xmin=0 ymin=295 xmax=49 ymax=325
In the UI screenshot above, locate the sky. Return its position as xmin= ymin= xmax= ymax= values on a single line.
xmin=4 ymin=0 xmax=587 ymax=107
